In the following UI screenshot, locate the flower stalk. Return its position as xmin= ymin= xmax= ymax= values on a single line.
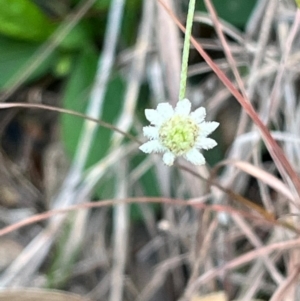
xmin=179 ymin=0 xmax=196 ymax=101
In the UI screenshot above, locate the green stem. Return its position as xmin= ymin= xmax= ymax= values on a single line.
xmin=179 ymin=0 xmax=196 ymax=101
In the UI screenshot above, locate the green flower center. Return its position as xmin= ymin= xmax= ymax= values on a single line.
xmin=159 ymin=115 xmax=199 ymax=156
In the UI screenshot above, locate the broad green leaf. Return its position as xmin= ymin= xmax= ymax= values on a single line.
xmin=61 ymin=49 xmax=128 ymax=204
xmin=296 ymin=0 xmax=300 ymax=8
xmin=59 ymin=22 xmax=93 ymax=51
xmin=0 ymin=0 xmax=56 ymax=42
xmin=61 ymin=49 xmax=125 ymax=169
xmin=122 ymin=0 xmax=142 ymax=46
xmin=0 ymin=0 xmax=92 ymax=50
xmin=196 ymin=0 xmax=258 ymax=28
xmin=93 ymin=0 xmax=111 ymax=10
xmin=87 ymin=73 xmax=124 ymax=167
xmin=0 ymin=36 xmax=57 ymax=89
xmin=61 ymin=50 xmax=97 ymax=163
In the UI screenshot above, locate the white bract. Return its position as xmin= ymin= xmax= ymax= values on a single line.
xmin=139 ymin=99 xmax=219 ymax=166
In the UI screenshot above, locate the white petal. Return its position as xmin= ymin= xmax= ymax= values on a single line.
xmin=184 ymin=149 xmax=205 ymax=165
xmin=163 ymin=152 xmax=176 ymax=166
xmin=191 ymin=107 xmax=206 ymax=124
xmin=196 ymin=137 xmax=217 ymax=150
xmin=175 ymin=98 xmax=191 ymax=115
xmin=139 ymin=140 xmax=165 ymax=153
xmin=143 ymin=126 xmax=159 ymax=139
xmin=156 ymin=102 xmax=174 ymax=120
xmin=145 ymin=109 xmax=164 ymax=126
xmin=199 ymin=121 xmax=219 ymax=137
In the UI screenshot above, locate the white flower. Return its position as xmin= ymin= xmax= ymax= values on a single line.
xmin=139 ymin=99 xmax=219 ymax=166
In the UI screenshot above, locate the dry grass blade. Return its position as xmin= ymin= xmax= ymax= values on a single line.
xmin=215 ymin=160 xmax=295 ymax=203
xmin=109 ymin=161 xmax=129 ymax=301
xmin=247 ymin=0 xmax=277 ymax=100
xmin=0 ymin=197 xmax=279 ymax=238
xmin=186 ymin=237 xmax=300 ymax=296
xmin=112 ymin=0 xmax=154 ymax=146
xmin=156 ymin=0 xmax=181 ymax=105
xmin=180 ymin=218 xmax=219 ymax=301
xmin=269 ymin=266 xmax=300 ymax=301
xmin=0 ymin=288 xmax=92 ymax=301
xmin=269 ymin=9 xmax=300 ymax=119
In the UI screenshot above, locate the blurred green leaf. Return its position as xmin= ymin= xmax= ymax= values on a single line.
xmin=0 ymin=0 xmax=92 ymax=50
xmin=0 ymin=36 xmax=57 ymax=89
xmin=46 ymin=217 xmax=79 ymax=289
xmin=61 ymin=50 xmax=97 ymax=163
xmin=61 ymin=49 xmax=125 ymax=169
xmin=59 ymin=22 xmax=93 ymax=51
xmin=296 ymin=0 xmax=300 ymax=8
xmin=122 ymin=0 xmax=141 ymax=46
xmin=61 ymin=49 xmax=130 ymax=205
xmin=197 ymin=0 xmax=258 ymax=27
xmin=93 ymin=0 xmax=111 ymax=10
xmin=0 ymin=0 xmax=56 ymax=42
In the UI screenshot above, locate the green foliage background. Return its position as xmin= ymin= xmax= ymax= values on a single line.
xmin=196 ymin=0 xmax=257 ymax=27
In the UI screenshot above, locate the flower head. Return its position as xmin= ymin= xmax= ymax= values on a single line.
xmin=139 ymin=99 xmax=219 ymax=166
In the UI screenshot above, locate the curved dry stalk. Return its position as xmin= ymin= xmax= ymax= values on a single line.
xmin=0 ymin=197 xmax=278 ymax=238
xmin=214 ymin=160 xmax=295 ymax=204
xmin=0 ymin=102 xmax=139 ymax=144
